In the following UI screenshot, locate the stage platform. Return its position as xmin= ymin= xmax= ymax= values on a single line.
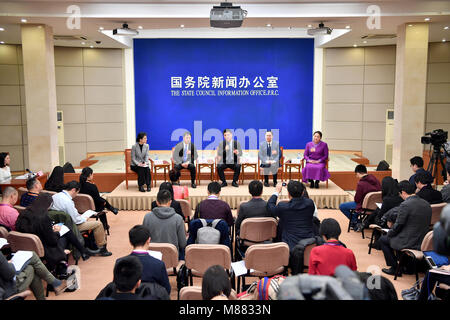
xmin=104 ymin=179 xmax=351 ymax=211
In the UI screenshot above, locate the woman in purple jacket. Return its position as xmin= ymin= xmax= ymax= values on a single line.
xmin=302 ymin=131 xmax=330 ymax=189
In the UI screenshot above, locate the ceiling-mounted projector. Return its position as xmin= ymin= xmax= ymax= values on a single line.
xmin=307 ymin=22 xmax=333 ymax=36
xmin=210 ymin=2 xmax=247 ymax=28
xmin=113 ymin=23 xmax=139 ymax=36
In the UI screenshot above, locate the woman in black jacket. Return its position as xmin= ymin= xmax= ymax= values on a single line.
xmin=150 ymin=182 xmax=184 ymax=220
xmin=44 ymin=166 xmax=65 ymax=192
xmin=15 ymin=193 xmax=91 ymax=275
xmin=79 ymin=167 xmax=119 ymax=214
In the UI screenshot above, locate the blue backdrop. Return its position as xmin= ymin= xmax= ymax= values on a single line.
xmin=133 ymin=38 xmax=314 ymax=150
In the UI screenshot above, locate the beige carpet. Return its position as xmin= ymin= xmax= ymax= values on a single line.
xmin=105 ymin=180 xmax=351 ymax=211
xmin=45 ymin=208 xmax=418 ymax=301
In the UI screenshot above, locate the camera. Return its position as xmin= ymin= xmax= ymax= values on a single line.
xmin=421 ymin=129 xmax=448 ymax=147
xmin=282 ymin=182 xmax=287 ymax=187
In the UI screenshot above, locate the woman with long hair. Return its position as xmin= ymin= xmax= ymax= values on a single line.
xmin=0 ymin=152 xmax=11 ymax=183
xmin=44 ymin=166 xmax=65 ymax=192
xmin=15 ymin=193 xmax=93 ymax=275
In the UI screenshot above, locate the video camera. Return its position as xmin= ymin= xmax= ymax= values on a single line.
xmin=421 ymin=129 xmax=448 ymax=148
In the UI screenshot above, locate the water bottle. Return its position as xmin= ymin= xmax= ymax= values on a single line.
xmin=155 ymin=154 xmax=158 ymax=161
xmin=297 ymin=152 xmax=301 ymax=160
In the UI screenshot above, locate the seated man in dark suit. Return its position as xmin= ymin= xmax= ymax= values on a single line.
xmin=20 ymin=176 xmax=43 ymax=207
xmin=216 ymin=129 xmax=242 ymax=188
xmin=172 ymin=131 xmax=198 ymax=188
xmin=235 ymin=180 xmax=274 ymax=234
xmin=193 ymin=181 xmax=234 ymax=226
xmin=379 ymin=180 xmax=432 ymax=275
xmin=267 ymin=180 xmax=315 ymax=250
xmin=128 ymin=225 xmax=171 ymax=295
xmin=414 ymin=172 xmax=443 ymax=204
xmin=409 ymin=156 xmax=433 ymax=186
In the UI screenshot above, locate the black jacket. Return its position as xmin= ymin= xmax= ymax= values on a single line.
xmin=416 ymin=185 xmax=443 ymax=204
xmin=96 ymin=281 xmax=169 ymax=300
xmin=267 ymin=195 xmax=315 ymax=250
xmin=388 ymin=195 xmax=432 ymax=251
xmin=0 ymin=252 xmax=16 ymax=299
xmin=235 ymin=198 xmax=274 ymax=234
xmin=80 ymin=182 xmax=106 ymax=212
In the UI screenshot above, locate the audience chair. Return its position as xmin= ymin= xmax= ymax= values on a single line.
xmin=367 ymin=224 xmax=387 ymax=255
xmin=7 ymin=231 xmax=45 ymax=258
xmin=178 ymin=199 xmax=193 ymax=224
xmin=235 ymin=217 xmax=278 ymax=261
xmin=347 ymin=191 xmax=382 ymax=239
xmin=301 ymin=242 xmax=317 ymax=274
xmin=179 ymin=286 xmax=237 ymax=300
xmin=185 ymin=244 xmax=232 ymax=288
xmin=237 ymin=242 xmax=289 ymax=293
xmin=394 ymin=231 xmax=434 ymax=282
xmin=0 ymin=226 xmax=9 ymax=239
xmin=17 ymin=187 xmax=27 ymax=201
xmin=73 ymin=193 xmax=110 ymax=235
xmin=124 ymin=148 xmax=154 ymax=190
xmin=148 ymin=243 xmax=179 ymax=277
xmin=430 ymin=202 xmax=446 ymax=227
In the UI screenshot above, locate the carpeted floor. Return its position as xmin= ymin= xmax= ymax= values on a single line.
xmin=45 ymin=207 xmax=419 ymax=301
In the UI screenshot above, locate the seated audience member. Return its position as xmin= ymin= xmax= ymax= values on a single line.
xmin=151 ymin=182 xmax=183 ymax=219
xmin=416 ymin=265 xmax=450 ymax=301
xmin=442 ymin=165 xmax=450 ymax=203
xmin=308 ymin=218 xmax=357 ymax=276
xmin=20 ymin=176 xmax=43 ymax=207
xmin=379 ymin=180 xmax=432 ymax=275
xmin=128 ymin=225 xmax=171 ymax=294
xmin=51 ymin=181 xmax=112 ymax=256
xmin=0 ymin=152 xmax=11 ymax=184
xmin=409 ymin=156 xmax=433 ymax=186
xmin=202 ymin=265 xmax=231 ymax=300
xmin=0 ymin=251 xmax=70 ymax=300
xmin=193 ymin=181 xmax=234 ymax=226
xmin=44 ymin=166 xmax=65 ymax=192
xmin=143 ymin=190 xmax=186 ymax=260
xmin=339 ymin=164 xmax=381 ymax=231
xmin=235 ymin=180 xmax=273 ymax=234
xmin=0 ymin=187 xmax=19 ymax=230
xmin=109 ymin=256 xmax=154 ymax=300
xmin=415 ymin=172 xmax=443 ymax=204
xmin=267 ymin=180 xmax=315 ymax=250
xmin=169 ymin=169 xmax=189 ymax=200
xmin=79 ymin=167 xmax=119 ymax=215
xmin=15 ymin=193 xmax=92 ymax=274
xmin=356 ymin=272 xmax=398 ymax=300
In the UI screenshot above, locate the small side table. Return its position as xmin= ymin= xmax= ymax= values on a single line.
xmin=284 ymin=161 xmax=302 ymax=181
xmin=197 ymin=160 xmax=215 ymax=186
xmin=240 ymin=162 xmax=258 ymax=184
xmin=153 ymin=160 xmax=170 ymax=187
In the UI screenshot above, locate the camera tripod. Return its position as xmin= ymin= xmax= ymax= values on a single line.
xmin=426 ymin=144 xmax=447 ymax=184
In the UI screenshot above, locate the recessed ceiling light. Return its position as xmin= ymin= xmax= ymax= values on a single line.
xmin=0 ymin=41 xmax=4 ymax=44
xmin=307 ymin=24 xmax=312 ymax=28
xmin=99 ymin=27 xmax=104 ymax=31
xmin=363 ymin=41 xmax=367 ymax=44
xmin=424 ymin=17 xmax=431 ymax=21
xmin=345 ymin=25 xmax=350 ymax=29
xmin=353 ymin=44 xmax=358 ymax=47
xmin=408 ymin=24 xmax=413 ymax=27
xmin=138 ymin=26 xmax=143 ymax=30
xmin=81 ymin=41 xmax=86 ymax=45
xmin=180 ymin=24 xmax=184 ymax=28
xmin=90 ymin=45 xmax=94 ymax=48
xmin=444 ymin=26 xmax=449 ymax=30
xmin=266 ymin=23 xmax=272 ymax=27
xmin=21 ymin=18 xmax=27 ymax=23
xmin=443 ymin=39 xmax=447 ymax=42
xmin=0 ymin=28 xmax=4 ymax=32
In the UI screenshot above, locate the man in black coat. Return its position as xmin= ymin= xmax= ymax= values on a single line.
xmin=414 ymin=172 xmax=443 ymax=204
xmin=267 ymin=180 xmax=315 ymax=250
xmin=172 ymin=131 xmax=198 ymax=188
xmin=235 ymin=180 xmax=274 ymax=234
xmin=379 ymin=180 xmax=432 ymax=276
xmin=216 ymin=129 xmax=243 ymax=188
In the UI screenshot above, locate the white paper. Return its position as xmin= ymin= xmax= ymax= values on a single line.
xmin=148 ymin=250 xmax=163 ymax=261
xmin=430 ymin=268 xmax=450 ymax=275
xmin=231 ymin=260 xmax=255 ymax=277
xmin=59 ymin=224 xmax=70 ymax=237
xmin=0 ymin=238 xmax=8 ymax=249
xmin=291 ymin=159 xmax=302 ymax=164
xmin=382 ymin=228 xmax=390 ymax=233
xmin=80 ymin=209 xmax=97 ymax=220
xmin=11 ymin=250 xmax=33 ymax=272
xmin=376 ymin=203 xmax=382 ymax=209
xmin=154 ymin=160 xmax=165 ymax=165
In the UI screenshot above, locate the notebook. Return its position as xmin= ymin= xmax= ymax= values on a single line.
xmin=11 ymin=251 xmax=33 ymax=273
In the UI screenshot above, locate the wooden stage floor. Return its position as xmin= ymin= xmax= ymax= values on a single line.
xmin=105 ymin=179 xmax=351 ymax=211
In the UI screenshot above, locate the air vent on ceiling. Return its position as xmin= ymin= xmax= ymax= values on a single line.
xmin=361 ymin=34 xmax=397 ymax=40
xmin=53 ymin=35 xmax=87 ymax=41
